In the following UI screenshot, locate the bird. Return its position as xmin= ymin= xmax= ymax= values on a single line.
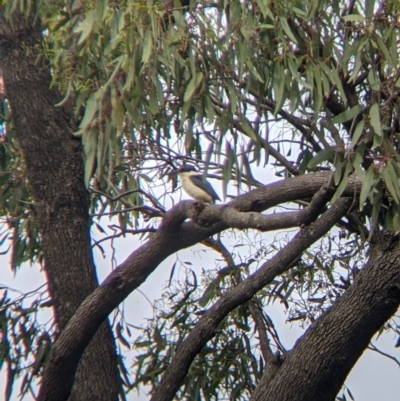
xmin=167 ymin=165 xmax=221 ymax=204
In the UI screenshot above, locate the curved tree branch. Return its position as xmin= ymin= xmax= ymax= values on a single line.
xmin=38 ymin=173 xmax=361 ymax=401
xmin=251 ymin=231 xmax=400 ymax=401
xmin=149 ymin=197 xmax=352 ymax=401
xmin=208 ymin=183 xmax=339 ymax=231
xmin=248 ymin=301 xmax=283 ymax=383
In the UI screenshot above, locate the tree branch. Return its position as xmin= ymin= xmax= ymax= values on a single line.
xmin=208 ymin=184 xmax=336 ymax=231
xmin=38 ymin=173 xmax=360 ymax=401
xmin=149 ymin=198 xmax=352 ymax=401
xmin=251 ymin=231 xmax=400 ymax=401
xmin=248 ymin=301 xmax=284 ymax=384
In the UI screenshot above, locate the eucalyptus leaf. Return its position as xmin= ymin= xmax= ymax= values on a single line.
xmin=348 ymin=120 xmax=365 ymax=150
xmin=369 ymin=103 xmax=382 ymax=136
xmin=342 ymin=14 xmax=365 ymax=21
xmin=307 ymin=148 xmax=335 ymax=169
xmin=359 ymin=167 xmax=377 ymax=210
xmin=83 ymin=128 xmax=98 ymax=188
xmin=332 ymin=105 xmax=362 ymax=125
xmin=184 ymin=72 xmax=203 ymax=102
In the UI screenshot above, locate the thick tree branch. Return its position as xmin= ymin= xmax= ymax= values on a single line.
xmin=251 ymin=231 xmax=400 ymax=401
xmin=149 ymin=198 xmax=352 ymax=401
xmin=38 ymin=173 xmax=360 ymax=401
xmin=205 ymin=184 xmax=336 ymax=231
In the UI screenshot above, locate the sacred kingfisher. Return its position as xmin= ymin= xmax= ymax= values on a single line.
xmin=167 ymin=165 xmax=221 ymax=204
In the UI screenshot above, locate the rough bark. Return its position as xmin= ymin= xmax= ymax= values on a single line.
xmin=251 ymin=231 xmax=400 ymax=401
xmin=0 ymin=12 xmax=119 ymax=401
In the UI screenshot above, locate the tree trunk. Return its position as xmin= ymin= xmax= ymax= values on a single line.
xmin=0 ymin=11 xmax=119 ymax=401
xmin=251 ymin=231 xmax=400 ymax=401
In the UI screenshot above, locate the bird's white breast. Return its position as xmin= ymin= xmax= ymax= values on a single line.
xmin=180 ymin=174 xmax=214 ymax=203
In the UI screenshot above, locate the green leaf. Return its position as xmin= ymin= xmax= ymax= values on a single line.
xmin=330 ymin=67 xmax=347 ymax=105
xmin=369 ymin=103 xmax=382 ymax=136
xmin=204 ymin=95 xmax=215 ymax=122
xmin=96 ymin=0 xmax=107 ymax=21
xmin=348 ymin=37 xmax=368 ymax=83
xmin=184 ymin=72 xmax=203 ymax=102
xmin=365 ymin=0 xmax=375 ymax=18
xmin=348 ymin=120 xmax=365 ymax=151
xmin=153 ymin=327 xmax=166 ymax=350
xmin=391 ymin=161 xmax=400 ymax=181
xmin=240 ymin=117 xmax=259 ymax=143
xmin=332 ymin=105 xmax=363 ymax=125
xmin=111 ymin=97 xmax=125 ymax=131
xmin=321 ymin=70 xmax=331 ymax=96
xmin=227 ymin=81 xmax=237 ymax=114
xmin=78 ymin=93 xmax=99 ymax=131
xmin=172 ymin=10 xmax=186 ymax=29
xmin=372 ymin=34 xmax=396 ymax=68
xmin=141 ymin=31 xmax=153 ymax=67
xmin=342 ymin=14 xmax=365 ymax=21
xmin=382 ymin=168 xmax=399 ymax=203
xmin=307 ymin=148 xmax=335 ymax=169
xmin=280 ymin=16 xmax=298 ymax=44
xmin=75 ymin=10 xmax=95 ymax=45
xmin=245 ymin=57 xmax=264 ymax=83
xmin=352 ymin=143 xmax=366 ymax=178
xmin=258 ymin=24 xmax=274 ymax=29
xmin=273 ymin=62 xmax=285 ymax=114
xmin=287 ymin=57 xmax=302 ymax=82
xmin=367 ymin=69 xmax=380 ymax=91
xmin=330 ymin=162 xmax=353 ymax=204
xmin=82 ymin=128 xmax=98 ymax=188
xmin=387 ymin=161 xmax=400 ymax=202
xmin=198 ymin=282 xmax=217 ymax=308
xmin=334 ymin=157 xmax=343 ymax=186
xmin=313 ymin=66 xmax=322 ymax=112
xmin=359 ymin=167 xmax=376 ymax=210
xmin=292 ymin=6 xmax=306 ymax=17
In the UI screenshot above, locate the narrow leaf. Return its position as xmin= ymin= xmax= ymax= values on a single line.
xmin=280 ymin=16 xmax=298 ymax=44
xmin=382 ymin=168 xmax=399 ymax=203
xmin=307 ymin=148 xmax=335 ymax=169
xmin=141 ymin=31 xmax=153 ymax=66
xmin=332 ymin=105 xmax=362 ymax=125
xmin=83 ymin=128 xmax=98 ymax=188
xmin=273 ymin=62 xmax=285 ymax=114
xmin=359 ymin=167 xmax=376 ymax=210
xmin=342 ymin=14 xmax=365 ymax=21
xmin=184 ymin=72 xmax=203 ymax=102
xmin=349 ymin=120 xmax=365 ymax=150
xmin=369 ymin=103 xmax=382 ymax=136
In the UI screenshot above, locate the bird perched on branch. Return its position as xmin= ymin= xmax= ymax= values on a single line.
xmin=167 ymin=165 xmax=220 ymax=204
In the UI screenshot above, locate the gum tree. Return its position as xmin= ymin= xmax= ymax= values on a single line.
xmin=1 ymin=0 xmax=400 ymax=401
